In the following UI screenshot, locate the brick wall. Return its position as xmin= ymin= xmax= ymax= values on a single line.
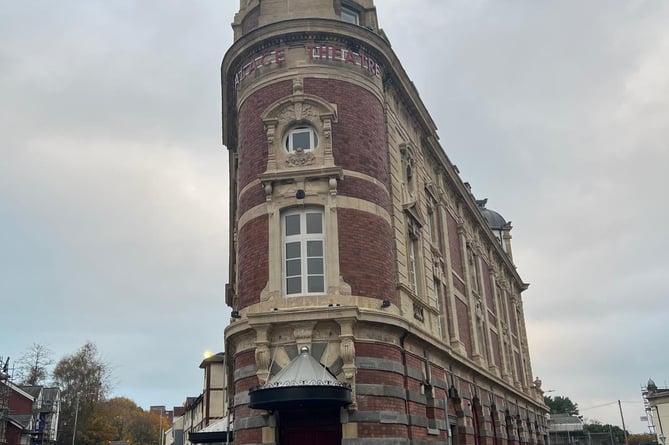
xmin=236 ymin=214 xmax=268 ymax=309
xmin=237 ymin=80 xmax=292 ymax=190
xmin=337 ymin=175 xmax=390 ymax=211
xmin=337 ymin=208 xmax=395 ymax=302
xmin=303 ymin=78 xmax=388 ymax=186
xmin=238 ymin=184 xmax=265 ymax=216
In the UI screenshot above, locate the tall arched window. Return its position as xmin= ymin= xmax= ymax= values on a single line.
xmin=282 ymin=208 xmax=325 ymax=295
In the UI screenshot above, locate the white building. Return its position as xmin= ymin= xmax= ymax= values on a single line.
xmin=644 ymin=379 xmax=668 ymax=445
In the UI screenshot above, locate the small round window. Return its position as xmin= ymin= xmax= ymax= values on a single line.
xmin=285 ymin=125 xmax=318 ymax=153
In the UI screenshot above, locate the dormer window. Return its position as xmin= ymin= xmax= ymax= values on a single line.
xmin=341 ymin=6 xmax=360 ymax=25
xmin=285 ymin=125 xmax=318 ymax=153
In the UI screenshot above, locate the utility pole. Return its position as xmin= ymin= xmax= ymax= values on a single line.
xmin=656 ymin=406 xmax=666 ymax=445
xmin=71 ymin=394 xmax=80 ymax=445
xmin=618 ymin=400 xmax=629 ymax=445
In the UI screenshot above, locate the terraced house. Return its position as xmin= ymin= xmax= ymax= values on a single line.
xmin=220 ymin=1 xmax=548 ymax=444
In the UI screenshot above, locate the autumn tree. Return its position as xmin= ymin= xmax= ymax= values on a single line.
xmin=52 ymin=342 xmax=112 ymax=445
xmin=92 ymin=397 xmax=145 ymax=443
xmin=67 ymin=397 xmax=168 ymax=445
xmin=15 ymin=343 xmax=54 ymax=386
xmin=127 ymin=410 xmax=171 ymax=445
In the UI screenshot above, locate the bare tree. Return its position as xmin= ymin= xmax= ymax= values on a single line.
xmin=52 ymin=342 xmax=113 ymax=445
xmin=16 ymin=343 xmax=54 ymax=386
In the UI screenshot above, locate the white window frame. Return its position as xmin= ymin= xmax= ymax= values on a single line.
xmin=433 ymin=277 xmax=444 ymax=338
xmin=341 ymin=6 xmax=360 ymax=25
xmin=408 ymin=234 xmax=418 ymax=294
xmin=284 ymin=125 xmax=318 ymax=153
xmin=282 ymin=208 xmax=326 ymax=296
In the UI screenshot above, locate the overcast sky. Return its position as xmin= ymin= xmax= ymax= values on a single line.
xmin=1 ymin=0 xmax=667 ymax=434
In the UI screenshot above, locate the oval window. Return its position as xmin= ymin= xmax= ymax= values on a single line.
xmin=285 ymin=125 xmax=319 ymax=153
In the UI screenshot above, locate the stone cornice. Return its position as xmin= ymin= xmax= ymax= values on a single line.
xmin=223 ymin=305 xmax=544 ymax=410
xmin=222 ymin=18 xmax=437 ymax=151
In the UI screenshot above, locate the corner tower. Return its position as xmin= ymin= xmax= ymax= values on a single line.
xmin=222 ymin=1 xmax=548 ymax=444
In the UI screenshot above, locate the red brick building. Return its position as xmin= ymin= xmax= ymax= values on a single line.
xmin=221 ymin=1 xmax=548 ymax=444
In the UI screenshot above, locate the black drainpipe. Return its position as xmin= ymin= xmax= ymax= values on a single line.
xmin=400 ymin=330 xmax=413 ymax=442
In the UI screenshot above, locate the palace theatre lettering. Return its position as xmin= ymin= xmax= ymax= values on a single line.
xmin=234 ymin=49 xmax=286 ymax=89
xmin=307 ymin=45 xmax=381 ymax=78
xmin=233 ymin=44 xmax=381 ymax=89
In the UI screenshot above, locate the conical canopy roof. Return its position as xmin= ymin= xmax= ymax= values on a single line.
xmin=249 ymin=346 xmax=351 ymax=410
xmin=268 ymin=346 xmax=339 ymax=386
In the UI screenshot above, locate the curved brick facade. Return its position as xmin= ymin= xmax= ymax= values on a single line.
xmin=237 ymin=184 xmax=266 ymax=217
xmin=337 ymin=208 xmax=395 ymax=302
xmin=304 ymin=78 xmax=388 ymax=184
xmin=236 ymin=80 xmax=292 ymax=191
xmin=236 ymin=215 xmax=268 ymax=310
xmin=338 ymin=175 xmax=390 ymax=211
xmin=222 ymin=2 xmax=547 ymax=445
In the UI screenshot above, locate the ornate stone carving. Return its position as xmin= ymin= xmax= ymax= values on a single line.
xmin=475 ymin=300 xmax=484 ymax=320
xmin=329 ymin=177 xmax=338 ymax=196
xmin=413 ymin=303 xmax=425 ymax=322
xmin=341 ymin=338 xmax=355 ymax=379
xmin=296 ymin=104 xmax=315 ymax=121
xmin=292 ymin=78 xmax=303 ymax=95
xmin=285 ymin=147 xmax=315 ymax=167
xmin=322 ymin=118 xmax=332 ymax=139
xmin=338 ymin=276 xmax=352 ymax=296
xmin=264 ymin=120 xmax=277 ymax=145
xmin=263 ymin=182 xmax=273 ymax=200
xmin=292 ymin=322 xmax=316 ymax=351
xmin=277 ymin=105 xmax=295 ymax=125
xmin=255 ymin=345 xmax=270 ymax=385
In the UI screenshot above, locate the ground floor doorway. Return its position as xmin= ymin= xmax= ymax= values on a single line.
xmin=277 ymin=406 xmax=341 ymax=445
